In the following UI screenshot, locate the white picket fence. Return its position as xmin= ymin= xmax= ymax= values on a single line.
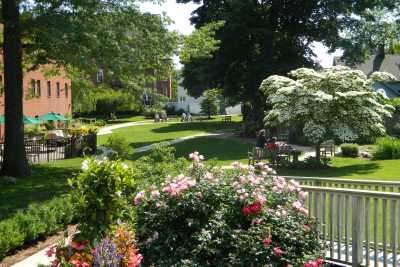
xmin=286 ymin=176 xmax=400 ymax=267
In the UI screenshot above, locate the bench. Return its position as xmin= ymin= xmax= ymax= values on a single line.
xmin=321 ymin=140 xmax=335 ymax=158
xmin=222 ymin=116 xmax=232 ymax=122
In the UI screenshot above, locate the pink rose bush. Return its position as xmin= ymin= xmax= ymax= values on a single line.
xmin=135 ymin=153 xmax=324 ymax=266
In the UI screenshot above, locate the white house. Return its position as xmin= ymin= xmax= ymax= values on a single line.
xmin=169 ymin=84 xmax=242 ymax=115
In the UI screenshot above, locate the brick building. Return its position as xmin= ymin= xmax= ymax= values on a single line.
xmin=0 ymin=64 xmax=72 ymax=136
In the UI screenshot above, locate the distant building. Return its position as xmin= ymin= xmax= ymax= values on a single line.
xmin=144 ymin=69 xmax=172 ymax=101
xmin=334 ymin=55 xmax=400 ymax=98
xmin=0 ymin=64 xmax=72 ymax=117
xmin=169 ymin=83 xmax=242 ymax=115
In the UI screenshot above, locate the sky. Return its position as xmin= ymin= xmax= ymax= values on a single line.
xmin=140 ymin=0 xmax=343 ymax=68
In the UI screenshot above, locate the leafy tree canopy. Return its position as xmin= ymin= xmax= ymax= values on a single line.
xmin=339 ymin=6 xmax=400 ymax=63
xmin=177 ymin=0 xmax=400 ymax=132
xmin=1 ymin=0 xmax=178 ymax=83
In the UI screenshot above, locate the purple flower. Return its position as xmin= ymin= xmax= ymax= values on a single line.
xmin=93 ymin=237 xmax=123 ymax=267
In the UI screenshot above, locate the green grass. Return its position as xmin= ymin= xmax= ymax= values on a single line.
xmin=106 ymin=115 xmax=147 ymax=124
xmin=0 ymin=158 xmax=82 ymax=220
xmin=98 ymin=119 xmax=242 ymax=150
xmin=133 ymin=136 xmax=253 ymax=165
xmin=278 ymin=157 xmax=400 ymax=180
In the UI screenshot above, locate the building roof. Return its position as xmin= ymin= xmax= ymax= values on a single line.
xmin=373 ymin=81 xmax=400 ymax=98
xmin=333 ymin=55 xmax=400 ymax=79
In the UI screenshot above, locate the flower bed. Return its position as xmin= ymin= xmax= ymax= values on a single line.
xmin=135 ymin=153 xmax=325 ymax=266
xmin=47 ymin=150 xmax=325 ymax=267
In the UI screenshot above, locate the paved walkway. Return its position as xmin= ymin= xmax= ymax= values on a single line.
xmin=97 ymin=120 xmax=153 ymax=135
xmin=134 ymin=132 xmax=220 ymax=153
xmin=12 ymin=247 xmax=52 ymax=267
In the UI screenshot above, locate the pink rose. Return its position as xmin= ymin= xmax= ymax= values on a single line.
xmin=304 ymin=224 xmax=311 ymax=233
xmin=299 ymin=191 xmax=308 ymax=201
xmin=70 ymin=240 xmax=87 ymax=250
xmin=273 ymin=247 xmax=284 ymax=257
xmin=299 ymin=207 xmax=309 ymax=215
xmin=262 ymin=235 xmax=272 ymax=247
xmin=292 ymin=201 xmax=302 ymax=210
xmin=134 ymin=191 xmax=145 ymax=205
xmin=151 ymin=190 xmax=160 ymax=198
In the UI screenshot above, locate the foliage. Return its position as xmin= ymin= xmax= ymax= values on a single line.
xmin=178 ymin=0 xmax=396 ymax=132
xmin=68 ymin=126 xmax=99 ymax=136
xmin=0 ymin=0 xmax=178 ymax=176
xmin=340 ymin=144 xmax=360 ymax=158
xmin=68 ymin=159 xmax=136 ymax=240
xmin=373 ymin=136 xmax=400 ymax=159
xmin=133 ymin=143 xmax=188 ymax=189
xmin=0 ymin=197 xmax=75 ymax=260
xmin=48 ymin=224 xmax=142 ymax=267
xmin=143 ymin=107 xmax=163 ymax=119
xmin=261 ymin=66 xmax=395 ymax=161
xmin=104 ymin=134 xmax=132 ymax=159
xmin=180 ymin=21 xmax=224 ymax=63
xmin=135 ymin=155 xmax=324 ymax=266
xmin=200 ymin=89 xmax=220 ymax=118
xmin=340 ymin=6 xmax=400 ymax=63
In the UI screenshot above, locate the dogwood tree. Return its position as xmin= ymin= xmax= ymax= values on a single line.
xmin=260 ymin=66 xmax=395 ymax=163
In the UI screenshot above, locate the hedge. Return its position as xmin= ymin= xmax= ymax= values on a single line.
xmin=0 ymin=196 xmax=75 ymax=260
xmin=340 ymin=143 xmax=359 ymax=158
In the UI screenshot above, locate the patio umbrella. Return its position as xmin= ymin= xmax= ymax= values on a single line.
xmin=23 ymin=115 xmax=40 ymax=125
xmin=38 ymin=112 xmax=68 ymax=121
xmin=0 ymin=115 xmax=39 ymax=124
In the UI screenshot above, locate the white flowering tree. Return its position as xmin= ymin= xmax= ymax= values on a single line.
xmin=260 ymin=66 xmax=395 ymax=163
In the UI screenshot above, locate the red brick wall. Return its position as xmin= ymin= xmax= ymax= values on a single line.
xmin=0 ymin=64 xmax=72 ymax=117
xmin=0 ymin=64 xmax=71 ymax=138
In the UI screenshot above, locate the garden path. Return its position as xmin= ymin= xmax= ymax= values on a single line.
xmin=97 ymin=120 xmax=154 ymax=135
xmin=134 ymin=132 xmax=221 ymax=153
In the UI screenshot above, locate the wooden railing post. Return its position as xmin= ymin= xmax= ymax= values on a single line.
xmin=352 ymin=196 xmax=364 ymax=266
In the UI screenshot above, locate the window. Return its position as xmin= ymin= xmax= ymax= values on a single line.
xmin=47 ymin=81 xmax=51 ymax=97
xmin=31 ymin=79 xmax=36 ymax=95
xmin=36 ymin=80 xmax=41 ymax=97
xmin=56 ymin=82 xmax=60 ymax=97
xmin=65 ymin=83 xmax=68 ymax=98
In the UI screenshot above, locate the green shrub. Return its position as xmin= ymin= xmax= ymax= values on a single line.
xmin=68 ymin=159 xmax=136 ymax=240
xmin=94 ymin=119 xmax=106 ymax=127
xmin=340 ymin=143 xmax=359 ymax=157
xmin=143 ymin=107 xmax=162 ymax=119
xmin=373 ymin=137 xmax=400 ymax=160
xmin=133 ymin=143 xmax=188 ymax=188
xmin=135 ymin=158 xmax=324 ymax=266
xmin=0 ymin=197 xmax=75 ymax=260
xmin=104 ymin=134 xmax=131 ymax=158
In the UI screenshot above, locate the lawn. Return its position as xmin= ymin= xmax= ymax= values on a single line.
xmin=0 ymin=158 xmax=82 ymax=220
xmin=98 ymin=119 xmax=243 ymax=150
xmin=278 ymin=157 xmax=400 ymax=180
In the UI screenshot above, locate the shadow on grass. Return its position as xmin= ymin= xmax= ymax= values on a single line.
xmin=131 ymin=136 xmax=252 ymax=165
xmin=150 ymin=121 xmax=241 ymax=134
xmin=0 ymin=163 xmax=80 ymax=220
xmin=277 ymin=161 xmax=381 ymax=178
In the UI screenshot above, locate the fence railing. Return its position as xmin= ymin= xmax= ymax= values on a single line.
xmin=284 ymin=175 xmax=400 ymax=193
xmin=302 ymin=185 xmax=400 ymax=267
xmin=0 ymin=133 xmax=97 ymax=165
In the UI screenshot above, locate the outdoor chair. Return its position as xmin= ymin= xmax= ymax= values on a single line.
xmin=321 ymin=140 xmax=335 ymax=158
xmin=248 ymin=147 xmax=265 ymax=165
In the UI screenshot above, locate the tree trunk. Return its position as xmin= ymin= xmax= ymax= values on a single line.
xmin=315 ymin=143 xmax=321 ymax=165
xmin=372 ymin=44 xmax=385 ymax=73
xmin=1 ymin=0 xmax=30 ymax=176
